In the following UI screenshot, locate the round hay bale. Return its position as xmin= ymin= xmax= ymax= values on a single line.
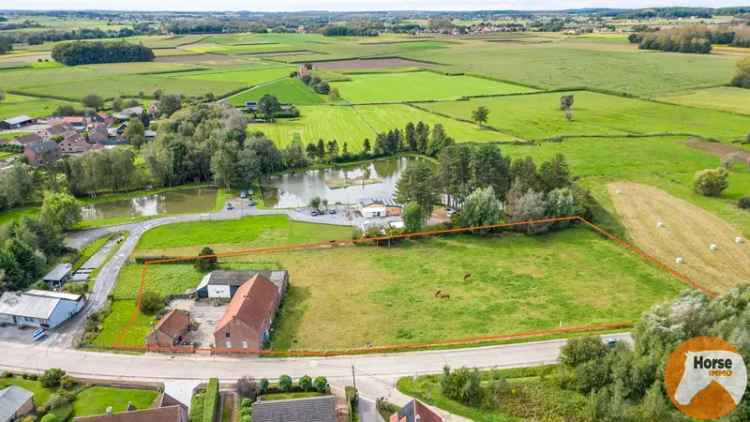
xmin=615 ymin=189 xmax=623 ymax=195
xmin=709 ymin=243 xmax=718 ymax=252
xmin=737 ymin=237 xmax=745 ymax=244
xmin=657 ymin=222 xmax=665 ymax=228
xmin=675 ymin=256 xmax=684 ymax=264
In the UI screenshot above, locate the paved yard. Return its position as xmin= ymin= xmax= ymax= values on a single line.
xmin=170 ymin=299 xmax=227 ymax=348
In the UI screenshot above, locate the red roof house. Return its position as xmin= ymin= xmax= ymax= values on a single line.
xmin=146 ymin=309 xmax=191 ymax=349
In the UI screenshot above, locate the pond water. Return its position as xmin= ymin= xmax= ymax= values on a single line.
xmin=80 ymin=187 xmax=218 ymax=220
xmin=262 ymin=156 xmax=415 ymax=209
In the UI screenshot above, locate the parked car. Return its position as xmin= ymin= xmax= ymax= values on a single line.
xmin=32 ymin=328 xmax=47 ymax=341
xmin=240 ymin=191 xmax=248 ymax=199
xmin=248 ymin=201 xmax=257 ymax=206
xmin=328 ymin=209 xmax=337 ymax=215
xmin=226 ymin=203 xmax=235 ymax=210
xmin=311 ymin=210 xmax=320 ymax=216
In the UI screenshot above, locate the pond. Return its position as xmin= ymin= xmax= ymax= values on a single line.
xmin=80 ymin=187 xmax=218 ymax=221
xmin=262 ymin=156 xmax=415 ymax=209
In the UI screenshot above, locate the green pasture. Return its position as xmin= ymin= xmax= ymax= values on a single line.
xmin=229 ymin=78 xmax=325 ymax=106
xmin=0 ymin=94 xmax=74 ymax=120
xmin=658 ymin=86 xmax=750 ymax=115
xmin=178 ymin=65 xmax=295 ymax=85
xmin=331 ymin=71 xmax=536 ymax=103
xmin=420 ymin=91 xmax=750 ymax=142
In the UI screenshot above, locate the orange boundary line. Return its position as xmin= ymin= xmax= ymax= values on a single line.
xmin=112 ymin=216 xmax=715 ymax=353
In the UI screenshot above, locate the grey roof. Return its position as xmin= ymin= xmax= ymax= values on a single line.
xmin=27 ymin=140 xmax=59 ymax=154
xmin=0 ymin=385 xmax=33 ymax=421
xmin=197 ymin=270 xmax=288 ymax=292
xmin=43 ymin=263 xmax=73 ymax=282
xmin=3 ymin=115 xmax=33 ymax=125
xmin=252 ymin=395 xmax=336 ymax=422
xmin=114 ymin=106 xmax=144 ymax=120
xmin=13 ymin=133 xmax=42 ymax=145
xmin=144 ymin=130 xmax=157 ymax=138
xmin=0 ymin=290 xmax=82 ymax=320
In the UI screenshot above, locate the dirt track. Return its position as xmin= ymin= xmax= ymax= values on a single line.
xmin=608 ymin=182 xmax=750 ymax=293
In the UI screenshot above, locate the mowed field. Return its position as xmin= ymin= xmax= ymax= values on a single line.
xmin=608 ymin=182 xmax=750 ymax=293
xmin=421 ymin=91 xmax=750 ymax=142
xmin=330 ymin=71 xmax=537 ymax=103
xmin=229 ymin=78 xmax=326 ymax=106
xmin=248 ymin=104 xmax=510 ymax=149
xmin=0 ymin=93 xmax=74 ymax=120
xmin=657 ymin=86 xmax=750 ymax=115
xmin=105 ymin=227 xmax=684 ymax=350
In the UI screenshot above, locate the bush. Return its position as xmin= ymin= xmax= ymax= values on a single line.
xmin=279 ymin=375 xmax=293 ymax=392
xmin=47 ymin=392 xmax=73 ymax=410
xmin=237 ymin=376 xmax=259 ymax=400
xmin=739 ymin=197 xmax=750 ymax=210
xmin=140 ymin=291 xmax=164 ymax=314
xmin=439 ymin=366 xmax=483 ymax=407
xmin=559 ymin=336 xmax=608 ymax=368
xmin=299 ymin=375 xmax=313 ymax=392
xmin=241 ymin=398 xmax=253 ymax=408
xmin=693 ymin=167 xmax=729 ymax=197
xmin=241 ymin=416 xmax=252 ymax=422
xmin=203 ymin=378 xmax=219 ymax=422
xmin=40 ymin=368 xmax=65 ymax=388
xmin=40 ymin=415 xmax=58 ymax=422
xmin=260 ymin=378 xmax=269 ymax=394
xmin=313 ymin=376 xmax=329 ymax=393
xmin=60 ymin=374 xmax=76 ymax=390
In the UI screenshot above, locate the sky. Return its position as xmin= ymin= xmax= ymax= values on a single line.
xmin=1 ymin=1 xmax=748 ymax=12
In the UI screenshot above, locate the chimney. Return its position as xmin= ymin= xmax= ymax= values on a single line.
xmin=106 ymin=406 xmax=113 ymax=416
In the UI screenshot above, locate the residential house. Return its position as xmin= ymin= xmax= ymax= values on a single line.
xmin=195 ymin=270 xmax=288 ymax=299
xmin=43 ymin=123 xmax=75 ymax=138
xmin=92 ymin=112 xmax=115 ymax=126
xmin=9 ymin=133 xmax=42 ymax=147
xmin=358 ymin=198 xmax=401 ymax=218
xmin=0 ymin=386 xmax=34 ymax=422
xmin=73 ymin=393 xmax=188 ymax=422
xmin=60 ymin=116 xmax=87 ymax=131
xmin=58 ymin=132 xmax=93 ymax=154
xmin=24 ymin=140 xmax=60 ymax=166
xmin=390 ymin=400 xmax=444 ymax=422
xmin=43 ymin=263 xmax=73 ymax=287
xmin=252 ymin=395 xmax=337 ymax=422
xmin=213 ymin=274 xmax=283 ymax=351
xmin=0 ymin=290 xmax=86 ymax=329
xmin=146 ymin=309 xmax=191 ymax=349
xmin=0 ymin=116 xmax=34 ymax=130
xmin=88 ymin=125 xmax=110 ymax=145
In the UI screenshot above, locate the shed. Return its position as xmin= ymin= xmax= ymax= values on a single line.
xmin=0 ymin=290 xmax=86 ymax=329
xmin=390 ymin=399 xmax=444 ymax=422
xmin=252 ymin=395 xmax=337 ymax=422
xmin=0 ymin=115 xmax=34 ymax=130
xmin=43 ymin=263 xmax=73 ymax=287
xmin=0 ymin=385 xmax=34 ymax=422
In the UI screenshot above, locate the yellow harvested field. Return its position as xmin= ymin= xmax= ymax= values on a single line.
xmin=608 ymin=182 xmax=750 ymax=293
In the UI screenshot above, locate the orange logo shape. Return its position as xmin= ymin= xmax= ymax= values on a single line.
xmin=664 ymin=336 xmax=747 ymax=420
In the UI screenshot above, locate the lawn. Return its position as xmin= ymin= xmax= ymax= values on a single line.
xmin=420 ymin=91 xmax=750 ymax=142
xmin=0 ymin=376 xmax=56 ymax=406
xmin=107 ymin=227 xmax=684 ymax=350
xmin=249 ymin=103 xmax=511 ymax=150
xmin=0 ymin=94 xmax=74 ymax=120
xmin=178 ymin=65 xmax=296 ymax=85
xmin=72 ymin=386 xmax=159 ymax=416
xmin=657 ymin=86 xmax=750 ymax=116
xmin=330 ymin=71 xmax=536 ymax=103
xmin=229 ymin=78 xmax=326 ymax=106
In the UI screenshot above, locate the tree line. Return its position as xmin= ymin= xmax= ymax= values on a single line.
xmin=51 ymin=41 xmax=155 ymax=66
xmin=632 ymin=25 xmax=713 ymax=54
xmin=395 ymin=145 xmax=593 ymax=233
xmin=0 ymin=25 xmax=152 ymax=46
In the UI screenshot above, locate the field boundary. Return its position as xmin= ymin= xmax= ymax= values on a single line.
xmin=111 ymin=215 xmax=713 ymax=356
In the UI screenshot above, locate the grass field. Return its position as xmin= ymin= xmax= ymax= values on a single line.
xmin=0 ymin=93 xmax=74 ymax=120
xmin=249 ymin=103 xmax=511 ymax=149
xmin=229 ymin=78 xmax=326 ymax=106
xmin=421 ymin=91 xmax=750 ymax=142
xmin=178 ymin=65 xmax=296 ymax=85
xmin=330 ymin=71 xmax=537 ymax=103
xmin=118 ymin=228 xmax=683 ymax=351
xmin=658 ymin=86 xmax=750 ymax=115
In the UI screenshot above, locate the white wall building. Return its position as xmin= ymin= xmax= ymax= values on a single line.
xmin=0 ymin=290 xmax=86 ymax=329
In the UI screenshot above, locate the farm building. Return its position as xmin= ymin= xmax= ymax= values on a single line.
xmin=59 ymin=133 xmax=97 ymax=154
xmin=252 ymin=395 xmax=337 ymax=422
xmin=10 ymin=133 xmax=42 ymax=146
xmin=43 ymin=263 xmax=73 ymax=287
xmin=0 ymin=115 xmax=34 ymax=130
xmin=390 ymin=400 xmax=444 ymax=422
xmin=24 ymin=140 xmax=61 ymax=166
xmin=73 ymin=393 xmax=188 ymax=422
xmin=113 ymin=106 xmax=144 ymax=121
xmin=195 ymin=270 xmax=288 ymax=299
xmin=146 ymin=309 xmax=191 ymax=349
xmin=0 ymin=385 xmax=34 ymax=422
xmin=359 ymin=198 xmax=401 ymax=218
xmin=43 ymin=122 xmax=76 ymax=138
xmin=0 ymin=290 xmax=85 ymax=329
xmin=213 ymin=274 xmax=284 ymax=351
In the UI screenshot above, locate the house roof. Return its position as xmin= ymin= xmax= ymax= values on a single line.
xmin=151 ymin=309 xmax=190 ymax=339
xmin=114 ymin=106 xmax=144 ymax=120
xmin=0 ymin=385 xmax=34 ymax=421
xmin=252 ymin=395 xmax=337 ymax=422
xmin=197 ymin=270 xmax=287 ymax=293
xmin=391 ymin=400 xmax=444 ymax=422
xmin=13 ymin=133 xmax=42 ymax=145
xmin=0 ymin=290 xmax=82 ymax=320
xmin=47 ymin=123 xmax=74 ymax=136
xmin=26 ymin=140 xmax=59 ymax=155
xmin=214 ymin=274 xmax=279 ymax=336
xmin=73 ymin=405 xmax=187 ymax=422
xmin=43 ymin=263 xmax=73 ymax=282
xmin=3 ymin=115 xmax=33 ymax=126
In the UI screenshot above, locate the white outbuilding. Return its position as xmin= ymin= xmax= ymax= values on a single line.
xmin=0 ymin=290 xmax=85 ymax=329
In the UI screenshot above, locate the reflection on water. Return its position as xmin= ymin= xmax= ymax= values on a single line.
xmin=262 ymin=157 xmax=415 ymax=209
xmin=81 ymin=188 xmax=217 ymax=220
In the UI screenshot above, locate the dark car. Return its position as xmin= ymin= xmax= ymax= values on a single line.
xmin=226 ymin=203 xmax=235 ymax=210
xmin=328 ymin=209 xmax=337 ymax=215
xmin=311 ymin=210 xmax=320 ymax=216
